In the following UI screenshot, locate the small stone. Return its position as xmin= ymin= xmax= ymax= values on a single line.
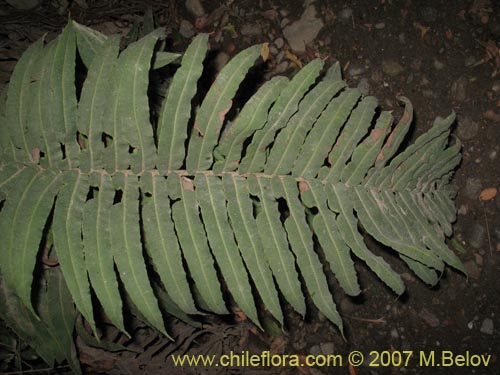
xmin=464 ymin=259 xmax=482 ymax=279
xmin=458 ymin=204 xmax=468 ymax=215
xmin=390 ymin=328 xmax=399 ymax=338
xmin=339 ymin=7 xmax=353 ymax=21
xmin=464 ymin=177 xmax=482 ymax=199
xmin=309 ymin=344 xmax=322 ymax=356
xmin=422 ymin=89 xmax=437 ymax=98
xmin=283 ymin=4 xmax=324 ymax=53
xmin=357 ymin=78 xmax=370 ymax=95
xmin=450 ymin=76 xmax=468 ymax=102
xmin=347 ymin=63 xmax=366 ymax=77
xmin=274 ymin=61 xmax=289 ymax=75
xmin=274 ymin=37 xmax=284 ymax=49
xmin=269 ymin=45 xmax=278 ymax=56
xmin=398 ymin=33 xmax=406 ymax=43
xmin=374 ymin=22 xmax=385 ymax=29
xmin=480 ymin=318 xmax=494 ymax=335
xmin=475 ymin=253 xmax=483 ymax=266
xmin=488 ymin=150 xmax=497 ymax=160
xmin=382 ymin=60 xmax=404 ymax=76
xmin=241 ymin=23 xmax=262 ymax=36
xmin=420 ymin=7 xmax=438 ymax=22
xmin=185 ymin=0 xmax=205 ymax=18
xmin=179 ymin=20 xmax=195 ymax=38
xmin=492 ymin=81 xmax=500 ymax=93
xmin=433 ymin=59 xmax=445 ymax=70
xmin=456 ymin=116 xmax=479 ymax=140
xmin=468 ymin=222 xmax=486 ymax=249
xmin=320 ymin=342 xmax=335 ymax=354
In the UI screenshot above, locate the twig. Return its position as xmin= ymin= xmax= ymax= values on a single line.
xmin=483 ymin=205 xmax=493 ymax=255
xmin=345 ymin=315 xmax=386 ymax=324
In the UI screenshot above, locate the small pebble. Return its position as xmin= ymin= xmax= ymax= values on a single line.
xmin=374 ymin=22 xmax=385 ymax=29
xmin=274 ymin=37 xmax=284 ymax=49
xmin=390 ymin=328 xmax=399 ymax=338
xmin=339 ymin=7 xmax=353 ymax=21
xmin=433 ymin=59 xmax=445 ymax=70
xmin=320 ymin=342 xmax=335 ymax=354
xmin=241 ymin=23 xmax=262 ymax=36
xmin=456 ymin=116 xmax=479 ymax=140
xmin=179 ymin=20 xmax=195 ymax=38
xmin=357 ymin=78 xmax=370 ymax=95
xmin=450 ymin=76 xmax=468 ymax=102
xmin=464 ymin=259 xmax=482 ymax=279
xmin=347 ymin=63 xmax=366 ymax=77
xmin=464 ymin=177 xmax=482 ymax=199
xmin=480 ymin=318 xmax=494 ymax=335
xmin=382 ymin=59 xmax=404 ymax=76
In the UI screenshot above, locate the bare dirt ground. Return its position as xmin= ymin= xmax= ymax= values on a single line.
xmin=0 ymin=0 xmax=499 ymax=374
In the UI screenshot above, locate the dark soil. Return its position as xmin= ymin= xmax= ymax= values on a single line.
xmin=0 ymin=0 xmax=499 ymax=374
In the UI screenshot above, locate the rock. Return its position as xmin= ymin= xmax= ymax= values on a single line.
xmin=357 ymin=78 xmax=370 ymax=95
xmin=450 ymin=76 xmax=468 ymax=102
xmin=390 ymin=328 xmax=399 ymax=338
xmin=347 ymin=63 xmax=366 ymax=77
xmin=467 ymin=222 xmax=486 ymax=249
xmin=480 ymin=318 xmax=494 ymax=335
xmin=420 ymin=7 xmax=438 ymax=22
xmin=283 ymin=4 xmax=324 ymax=53
xmin=419 ymin=308 xmax=440 ymax=327
xmin=241 ymin=23 xmax=262 ymax=36
xmin=339 ymin=7 xmax=353 ymax=21
xmin=185 ymin=0 xmax=205 ymax=18
xmin=382 ymin=60 xmax=404 ymax=76
xmin=433 ymin=59 xmax=445 ymax=70
xmin=464 ymin=177 xmax=482 ymax=199
xmin=309 ymin=344 xmax=322 ymax=356
xmin=320 ymin=342 xmax=335 ymax=354
xmin=375 ymin=22 xmax=385 ymax=29
xmin=274 ymin=37 xmax=284 ymax=49
xmin=464 ymin=259 xmax=482 ymax=279
xmin=274 ymin=61 xmax=289 ymax=75
xmin=456 ymin=116 xmax=479 ymax=140
xmin=492 ymin=81 xmax=500 ymax=93
xmin=179 ymin=20 xmax=195 ymax=38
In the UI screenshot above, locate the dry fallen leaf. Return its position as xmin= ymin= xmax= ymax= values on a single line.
xmin=479 ymin=187 xmax=497 ymax=201
xmin=414 ymin=22 xmax=430 ymax=40
xmin=261 ymin=42 xmax=270 ymax=62
xmin=285 ymin=50 xmax=302 ymax=68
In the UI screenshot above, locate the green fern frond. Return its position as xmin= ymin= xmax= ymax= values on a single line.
xmin=0 ymin=21 xmax=464 ymax=369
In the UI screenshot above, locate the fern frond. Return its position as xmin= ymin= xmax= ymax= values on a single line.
xmin=0 ymin=21 xmax=465 ymax=367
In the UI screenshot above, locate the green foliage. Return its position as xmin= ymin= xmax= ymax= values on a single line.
xmin=0 ymin=21 xmax=464 ymax=370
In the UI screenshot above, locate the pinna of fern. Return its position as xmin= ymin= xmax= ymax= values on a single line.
xmin=0 ymin=21 xmax=464 ymax=371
